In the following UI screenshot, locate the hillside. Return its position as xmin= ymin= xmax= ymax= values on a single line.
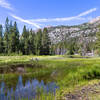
xmin=48 ymin=17 xmax=100 ymax=44
xmin=47 ymin=17 xmax=100 ymax=55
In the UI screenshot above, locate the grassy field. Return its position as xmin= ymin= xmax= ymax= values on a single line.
xmin=0 ymin=55 xmax=100 ymax=99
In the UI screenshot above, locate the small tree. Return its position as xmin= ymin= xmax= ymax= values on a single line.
xmin=95 ymin=25 xmax=100 ymax=55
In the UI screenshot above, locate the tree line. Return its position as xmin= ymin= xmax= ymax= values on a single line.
xmin=1 ymin=17 xmax=100 ymax=56
xmin=0 ymin=17 xmax=51 ymax=55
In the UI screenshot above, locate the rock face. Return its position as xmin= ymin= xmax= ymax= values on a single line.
xmin=47 ymin=17 xmax=100 ymax=44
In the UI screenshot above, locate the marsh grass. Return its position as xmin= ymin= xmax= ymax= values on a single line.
xmin=0 ymin=56 xmax=100 ymax=99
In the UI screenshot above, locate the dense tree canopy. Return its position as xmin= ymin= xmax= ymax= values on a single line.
xmin=0 ymin=18 xmax=51 ymax=55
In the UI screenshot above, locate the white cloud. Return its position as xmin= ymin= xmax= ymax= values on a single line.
xmin=10 ymin=14 xmax=41 ymax=28
xmin=0 ymin=0 xmax=13 ymax=10
xmin=30 ymin=17 xmax=85 ymax=22
xmin=29 ymin=8 xmax=97 ymax=22
xmin=78 ymin=8 xmax=97 ymax=17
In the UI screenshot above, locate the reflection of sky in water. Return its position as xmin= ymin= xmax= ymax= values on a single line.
xmin=0 ymin=76 xmax=59 ymax=100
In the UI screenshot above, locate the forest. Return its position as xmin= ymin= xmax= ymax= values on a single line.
xmin=0 ymin=17 xmax=51 ymax=55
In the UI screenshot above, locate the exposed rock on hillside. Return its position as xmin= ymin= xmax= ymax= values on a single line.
xmin=47 ymin=17 xmax=100 ymax=44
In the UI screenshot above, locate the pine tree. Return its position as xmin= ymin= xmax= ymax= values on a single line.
xmin=29 ymin=29 xmax=35 ymax=54
xmin=9 ymin=21 xmax=14 ymax=53
xmin=4 ymin=17 xmax=9 ymax=54
xmin=8 ymin=21 xmax=19 ymax=53
xmin=0 ymin=25 xmax=3 ymax=53
xmin=67 ymin=38 xmax=75 ymax=55
xmin=13 ymin=22 xmax=19 ymax=53
xmin=41 ymin=28 xmax=51 ymax=55
xmin=21 ymin=25 xmax=29 ymax=55
xmin=35 ymin=29 xmax=42 ymax=55
xmin=24 ymin=29 xmax=30 ymax=55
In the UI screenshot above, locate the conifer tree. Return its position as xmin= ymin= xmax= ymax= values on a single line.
xmin=4 ymin=17 xmax=9 ymax=53
xmin=42 ymin=28 xmax=51 ymax=55
xmin=35 ymin=29 xmax=42 ymax=55
xmin=0 ymin=25 xmax=3 ymax=53
xmin=9 ymin=21 xmax=14 ymax=53
xmin=24 ymin=29 xmax=30 ymax=55
xmin=29 ymin=29 xmax=35 ymax=54
xmin=13 ymin=22 xmax=19 ymax=53
xmin=9 ymin=22 xmax=19 ymax=53
xmin=21 ymin=25 xmax=29 ymax=54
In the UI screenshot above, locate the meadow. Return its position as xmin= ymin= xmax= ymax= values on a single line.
xmin=0 ymin=55 xmax=100 ymax=99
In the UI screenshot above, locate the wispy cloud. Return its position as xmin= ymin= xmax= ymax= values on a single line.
xmin=10 ymin=14 xmax=41 ymax=28
xmin=78 ymin=8 xmax=97 ymax=17
xmin=29 ymin=8 xmax=97 ymax=22
xmin=10 ymin=8 xmax=97 ymax=29
xmin=29 ymin=17 xmax=85 ymax=23
xmin=0 ymin=0 xmax=13 ymax=10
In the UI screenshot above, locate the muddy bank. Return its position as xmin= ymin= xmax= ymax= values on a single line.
xmin=0 ymin=63 xmax=44 ymax=74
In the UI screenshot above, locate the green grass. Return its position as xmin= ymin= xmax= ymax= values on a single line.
xmin=1 ymin=56 xmax=100 ymax=99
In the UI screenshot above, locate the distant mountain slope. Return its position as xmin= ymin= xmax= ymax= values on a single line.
xmin=47 ymin=17 xmax=100 ymax=44
xmin=89 ymin=16 xmax=100 ymax=24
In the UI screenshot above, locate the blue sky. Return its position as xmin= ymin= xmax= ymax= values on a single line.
xmin=0 ymin=0 xmax=100 ymax=32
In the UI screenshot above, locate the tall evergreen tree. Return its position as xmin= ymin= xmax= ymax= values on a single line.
xmin=0 ymin=25 xmax=3 ymax=37
xmin=67 ymin=38 xmax=75 ymax=55
xmin=35 ymin=29 xmax=42 ymax=55
xmin=4 ymin=17 xmax=9 ymax=53
xmin=13 ymin=22 xmax=19 ymax=53
xmin=0 ymin=25 xmax=3 ymax=53
xmin=29 ymin=29 xmax=35 ymax=54
xmin=21 ymin=25 xmax=29 ymax=54
xmin=9 ymin=22 xmax=19 ymax=53
xmin=9 ymin=21 xmax=14 ymax=53
xmin=41 ymin=28 xmax=51 ymax=55
xmin=24 ymin=29 xmax=30 ymax=55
